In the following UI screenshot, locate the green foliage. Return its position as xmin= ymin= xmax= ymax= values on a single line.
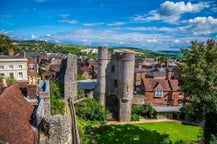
xmin=49 ymin=78 xmax=65 ymax=115
xmin=179 ymin=39 xmax=217 ymax=143
xmin=131 ymin=104 xmax=157 ymax=121
xmin=77 ymin=89 xmax=85 ymax=99
xmin=131 ymin=114 xmax=140 ymax=121
xmin=75 ymin=99 xmax=108 ymax=144
xmin=75 ymin=98 xmax=108 ymax=122
xmin=94 ymin=122 xmax=202 ymax=144
xmin=77 ymin=118 xmax=102 ymax=144
xmin=0 ymin=34 xmax=16 ymax=55
xmin=6 ymin=78 xmax=16 ymax=82
xmin=50 ymin=95 xmax=66 ymax=115
xmin=14 ymin=40 xmax=91 ymax=55
xmin=77 ymin=75 xmax=86 ymax=80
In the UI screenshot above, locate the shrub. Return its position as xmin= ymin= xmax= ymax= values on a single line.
xmin=131 ymin=104 xmax=157 ymax=121
xmin=75 ymin=98 xmax=108 ymax=123
xmin=131 ymin=114 xmax=140 ymax=121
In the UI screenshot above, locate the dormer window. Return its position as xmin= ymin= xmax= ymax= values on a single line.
xmin=154 ymin=90 xmax=163 ymax=97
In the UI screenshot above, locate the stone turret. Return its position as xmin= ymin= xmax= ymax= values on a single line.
xmin=96 ymin=46 xmax=109 ymax=106
xmin=119 ymin=53 xmax=135 ymax=122
xmin=96 ymin=47 xmax=135 ymax=122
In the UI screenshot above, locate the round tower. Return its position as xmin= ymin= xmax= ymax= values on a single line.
xmin=119 ymin=52 xmax=135 ymax=122
xmin=96 ymin=46 xmax=109 ymax=106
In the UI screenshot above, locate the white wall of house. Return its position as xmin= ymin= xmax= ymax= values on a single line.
xmin=0 ymin=58 xmax=28 ymax=81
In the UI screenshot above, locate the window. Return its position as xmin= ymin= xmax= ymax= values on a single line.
xmin=29 ymin=65 xmax=34 ymax=71
xmin=111 ymin=65 xmax=115 ymax=72
xmin=0 ymin=65 xmax=4 ymax=70
xmin=0 ymin=73 xmax=5 ymax=77
xmin=179 ymin=92 xmax=184 ymax=97
xmin=18 ymin=65 xmax=22 ymax=69
xmin=8 ymin=65 xmax=13 ymax=69
xmin=18 ymin=72 xmax=23 ymax=79
xmin=9 ymin=73 xmax=14 ymax=78
xmin=154 ymin=90 xmax=164 ymax=97
xmin=114 ymin=80 xmax=118 ymax=87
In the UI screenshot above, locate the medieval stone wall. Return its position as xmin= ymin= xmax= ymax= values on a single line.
xmin=40 ymin=115 xmax=72 ymax=144
xmin=64 ymin=54 xmax=77 ymax=101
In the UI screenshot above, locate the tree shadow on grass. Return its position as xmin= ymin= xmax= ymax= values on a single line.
xmin=94 ymin=124 xmax=172 ymax=144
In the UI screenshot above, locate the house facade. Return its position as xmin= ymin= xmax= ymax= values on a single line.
xmin=141 ymin=67 xmax=185 ymax=106
xmin=0 ymin=56 xmax=28 ymax=81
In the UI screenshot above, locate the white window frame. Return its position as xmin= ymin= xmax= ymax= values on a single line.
xmin=18 ymin=72 xmax=23 ymax=79
xmin=9 ymin=73 xmax=14 ymax=78
xmin=8 ymin=65 xmax=14 ymax=69
xmin=154 ymin=90 xmax=164 ymax=97
xmin=0 ymin=65 xmax=4 ymax=70
xmin=18 ymin=64 xmax=22 ymax=69
xmin=0 ymin=73 xmax=5 ymax=77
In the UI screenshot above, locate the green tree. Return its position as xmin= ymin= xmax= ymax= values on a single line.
xmin=49 ymin=78 xmax=65 ymax=115
xmin=0 ymin=34 xmax=16 ymax=55
xmin=179 ymin=39 xmax=217 ymax=143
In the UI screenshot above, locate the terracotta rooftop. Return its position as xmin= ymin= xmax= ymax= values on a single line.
xmin=0 ymin=85 xmax=38 ymax=144
xmin=143 ymin=78 xmax=170 ymax=91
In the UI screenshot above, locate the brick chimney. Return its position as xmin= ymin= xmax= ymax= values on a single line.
xmin=27 ymin=84 xmax=37 ymax=99
xmin=166 ymin=67 xmax=172 ymax=80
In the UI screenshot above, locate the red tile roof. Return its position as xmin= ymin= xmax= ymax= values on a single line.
xmin=0 ymin=85 xmax=38 ymax=144
xmin=142 ymin=78 xmax=172 ymax=91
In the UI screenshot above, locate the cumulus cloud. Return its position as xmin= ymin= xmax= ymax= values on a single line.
xmin=185 ymin=16 xmax=217 ymax=35
xmin=132 ymin=1 xmax=209 ymax=24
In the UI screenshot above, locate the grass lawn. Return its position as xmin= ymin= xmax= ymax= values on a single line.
xmin=94 ymin=122 xmax=202 ymax=144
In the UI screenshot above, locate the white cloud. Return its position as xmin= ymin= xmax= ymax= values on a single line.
xmin=82 ymin=22 xmax=104 ymax=27
xmin=59 ymin=19 xmax=78 ymax=24
xmin=59 ymin=14 xmax=70 ymax=19
xmin=31 ymin=34 xmax=37 ymax=39
xmin=0 ymin=29 xmax=12 ymax=35
xmin=107 ymin=22 xmax=125 ymax=26
xmin=174 ymin=39 xmax=180 ymax=43
xmin=132 ymin=1 xmax=209 ymax=24
xmin=147 ymin=38 xmax=157 ymax=43
xmin=185 ymin=16 xmax=217 ymax=35
xmin=159 ymin=1 xmax=208 ymax=16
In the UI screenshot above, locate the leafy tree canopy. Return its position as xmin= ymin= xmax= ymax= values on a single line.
xmin=179 ymin=39 xmax=217 ymax=143
xmin=0 ymin=34 xmax=16 ymax=55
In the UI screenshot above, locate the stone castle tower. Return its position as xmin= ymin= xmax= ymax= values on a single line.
xmin=96 ymin=46 xmax=135 ymax=122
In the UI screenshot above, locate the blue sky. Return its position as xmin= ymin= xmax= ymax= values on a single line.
xmin=0 ymin=0 xmax=217 ymax=51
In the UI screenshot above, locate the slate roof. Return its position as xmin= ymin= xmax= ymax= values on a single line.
xmin=77 ymin=79 xmax=97 ymax=90
xmin=153 ymin=105 xmax=183 ymax=112
xmin=0 ymin=85 xmax=38 ymax=144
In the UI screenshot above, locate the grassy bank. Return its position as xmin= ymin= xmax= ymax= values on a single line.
xmin=94 ymin=122 xmax=202 ymax=144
